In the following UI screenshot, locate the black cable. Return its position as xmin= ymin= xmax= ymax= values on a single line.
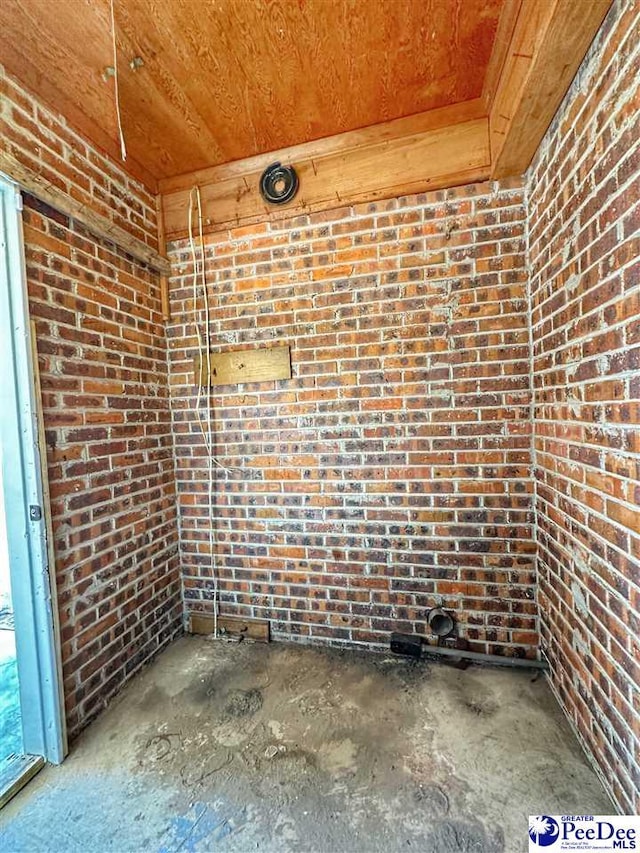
xmin=259 ymin=162 xmax=299 ymax=205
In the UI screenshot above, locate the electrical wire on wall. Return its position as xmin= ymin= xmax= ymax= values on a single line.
xmin=188 ymin=187 xmax=248 ymax=638
xmin=189 ymin=186 xmax=218 ymax=637
xmin=109 ymin=0 xmax=127 ymax=161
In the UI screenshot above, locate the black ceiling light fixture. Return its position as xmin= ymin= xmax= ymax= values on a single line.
xmin=259 ymin=162 xmax=299 ymax=205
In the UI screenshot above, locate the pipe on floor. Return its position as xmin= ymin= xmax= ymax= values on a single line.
xmin=419 ymin=643 xmax=548 ymax=670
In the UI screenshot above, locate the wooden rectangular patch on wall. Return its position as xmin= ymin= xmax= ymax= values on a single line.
xmin=195 ymin=345 xmax=291 ymax=387
xmin=189 ymin=613 xmax=270 ymax=642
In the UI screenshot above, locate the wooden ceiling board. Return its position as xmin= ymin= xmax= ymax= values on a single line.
xmin=0 ymin=0 xmax=504 ymax=181
xmin=116 ymin=0 xmax=502 ymax=172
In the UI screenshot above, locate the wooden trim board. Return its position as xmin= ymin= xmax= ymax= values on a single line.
xmin=490 ymin=0 xmax=612 ymax=177
xmin=195 ymin=346 xmax=292 ymax=387
xmin=161 ymin=107 xmax=491 ymax=239
xmin=155 ymin=194 xmax=171 ymax=320
xmin=159 ymin=98 xmax=486 ymax=195
xmin=0 ymin=755 xmax=45 ymax=810
xmin=481 ymin=0 xmax=523 ymax=109
xmin=189 ymin=613 xmax=270 ymax=642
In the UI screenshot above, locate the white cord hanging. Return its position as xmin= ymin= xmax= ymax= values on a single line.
xmin=109 ymin=0 xmax=127 ymax=161
xmin=189 ymin=190 xmax=246 ymax=477
xmin=188 ymin=187 xmax=254 ymax=638
xmin=189 ymin=187 xmax=218 ymax=637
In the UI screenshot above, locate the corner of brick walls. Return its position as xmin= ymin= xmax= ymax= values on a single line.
xmin=526 ymin=0 xmax=640 ymax=813
xmin=167 ymin=177 xmax=539 ymax=659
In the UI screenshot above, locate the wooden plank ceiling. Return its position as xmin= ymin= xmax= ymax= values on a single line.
xmin=0 ymin=0 xmax=504 ymax=184
xmin=1 ymin=0 xmax=612 ymax=242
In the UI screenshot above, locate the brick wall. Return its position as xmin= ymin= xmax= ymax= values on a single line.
xmin=24 ymin=196 xmax=181 ymax=738
xmin=2 ymin=70 xmax=181 ymax=738
xmin=527 ymin=0 xmax=640 ymax=813
xmin=167 ymin=179 xmax=538 ymax=658
xmin=1 ymin=65 xmax=158 ymax=251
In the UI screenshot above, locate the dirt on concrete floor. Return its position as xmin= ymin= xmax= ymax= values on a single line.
xmin=0 ymin=636 xmax=612 ymax=852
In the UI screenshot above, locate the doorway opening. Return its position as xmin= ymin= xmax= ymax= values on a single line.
xmin=0 ymin=458 xmax=22 ymax=765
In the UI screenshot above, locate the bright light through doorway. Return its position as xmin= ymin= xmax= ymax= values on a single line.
xmin=0 ymin=444 xmax=22 ymax=763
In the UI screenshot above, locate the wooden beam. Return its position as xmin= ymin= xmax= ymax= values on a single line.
xmin=482 ymin=0 xmax=523 ymax=109
xmin=155 ymin=194 xmax=171 ymax=321
xmin=159 ymin=98 xmax=486 ymax=195
xmin=490 ymin=0 xmax=612 ymax=178
xmin=160 ymin=100 xmax=490 ymax=239
xmin=0 ymin=150 xmax=171 ymax=275
xmin=195 ymin=346 xmax=292 ymax=388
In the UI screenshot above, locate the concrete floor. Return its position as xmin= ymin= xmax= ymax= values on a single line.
xmin=0 ymin=636 xmax=611 ymax=853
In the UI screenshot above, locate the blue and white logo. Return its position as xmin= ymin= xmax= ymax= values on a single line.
xmin=529 ymin=816 xmax=560 ymax=847
xmin=528 ymin=815 xmax=640 ymax=851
